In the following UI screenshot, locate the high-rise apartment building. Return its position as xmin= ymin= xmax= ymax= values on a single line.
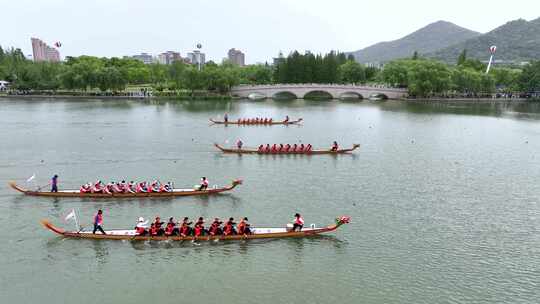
xmin=31 ymin=38 xmax=60 ymax=62
xmin=227 ymin=48 xmax=245 ymax=66
xmin=187 ymin=50 xmax=206 ymax=66
xmin=157 ymin=51 xmax=182 ymax=65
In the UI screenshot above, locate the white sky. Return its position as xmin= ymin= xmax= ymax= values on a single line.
xmin=2 ymin=0 xmax=539 ymax=63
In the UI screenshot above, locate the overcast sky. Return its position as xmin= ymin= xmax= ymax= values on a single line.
xmin=2 ymin=0 xmax=539 ymax=63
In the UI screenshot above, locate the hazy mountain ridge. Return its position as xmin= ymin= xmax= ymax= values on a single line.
xmin=429 ymin=18 xmax=540 ymax=63
xmin=349 ymin=21 xmax=480 ymax=63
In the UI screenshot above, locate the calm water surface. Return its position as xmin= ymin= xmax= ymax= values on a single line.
xmin=0 ymin=98 xmax=539 ymax=304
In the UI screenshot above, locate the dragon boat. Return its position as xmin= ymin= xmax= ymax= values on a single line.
xmin=214 ymin=143 xmax=360 ymax=154
xmin=41 ymin=216 xmax=350 ymax=241
xmin=209 ymin=118 xmax=303 ymax=125
xmin=8 ymin=180 xmax=242 ymax=198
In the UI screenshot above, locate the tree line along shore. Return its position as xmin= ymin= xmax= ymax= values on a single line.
xmin=0 ymin=46 xmax=539 ymax=100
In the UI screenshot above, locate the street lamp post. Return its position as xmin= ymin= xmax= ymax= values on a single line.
xmin=196 ymin=43 xmax=202 ymax=71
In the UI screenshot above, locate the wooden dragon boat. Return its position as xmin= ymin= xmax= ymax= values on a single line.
xmin=41 ymin=216 xmax=350 ymax=241
xmin=214 ymin=143 xmax=360 ymax=154
xmin=8 ymin=180 xmax=242 ymax=198
xmin=209 ymin=118 xmax=303 ymax=125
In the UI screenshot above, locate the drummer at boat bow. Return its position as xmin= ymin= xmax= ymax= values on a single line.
xmin=93 ymin=210 xmax=106 ymax=234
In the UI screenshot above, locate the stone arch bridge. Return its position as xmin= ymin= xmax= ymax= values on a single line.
xmin=230 ymin=84 xmax=408 ymax=100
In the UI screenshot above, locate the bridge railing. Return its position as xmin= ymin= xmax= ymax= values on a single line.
xmin=232 ymin=83 xmax=406 ymax=91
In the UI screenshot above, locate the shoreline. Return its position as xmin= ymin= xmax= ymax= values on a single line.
xmin=0 ymin=94 xmax=537 ymax=103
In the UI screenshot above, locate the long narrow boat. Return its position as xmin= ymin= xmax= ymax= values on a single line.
xmin=210 ymin=118 xmax=303 ymax=125
xmin=8 ymin=180 xmax=242 ymax=198
xmin=214 ymin=143 xmax=360 ymax=154
xmin=41 ymin=216 xmax=350 ymax=241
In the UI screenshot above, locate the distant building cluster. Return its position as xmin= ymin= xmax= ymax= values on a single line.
xmin=227 ymin=48 xmax=245 ymax=66
xmin=125 ymin=49 xmax=208 ymax=66
xmin=28 ymin=38 xmax=249 ymax=67
xmin=31 ymin=38 xmax=60 ymax=62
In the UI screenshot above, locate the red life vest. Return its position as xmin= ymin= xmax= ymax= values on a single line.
xmin=135 ymin=226 xmax=146 ymax=234
xmin=295 ymin=217 xmax=304 ymax=225
xmin=223 ymin=223 xmax=233 ymax=235
xmin=238 ymin=222 xmax=246 ymax=234
xmin=194 ymin=225 xmax=203 ymax=236
xmin=165 ymin=223 xmax=174 ymax=235
xmin=180 ymin=225 xmax=189 ymax=235
xmin=150 ymin=226 xmax=158 ymax=236
xmin=209 ymin=223 xmax=220 ymax=235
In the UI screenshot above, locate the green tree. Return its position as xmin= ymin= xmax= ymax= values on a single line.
xmin=457 ymin=49 xmax=467 ymax=65
xmin=338 ymin=60 xmax=366 ymax=84
xmin=519 ymin=61 xmax=540 ymax=93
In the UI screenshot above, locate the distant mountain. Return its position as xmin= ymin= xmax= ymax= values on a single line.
xmin=429 ymin=18 xmax=540 ymax=63
xmin=349 ymin=21 xmax=480 ymax=63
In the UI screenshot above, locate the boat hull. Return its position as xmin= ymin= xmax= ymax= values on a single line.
xmin=214 ymin=144 xmax=360 ymax=155
xmin=9 ymin=180 xmax=242 ymax=198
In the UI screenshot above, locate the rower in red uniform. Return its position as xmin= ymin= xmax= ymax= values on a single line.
xmin=154 ymin=216 xmax=164 ymax=236
xmin=278 ymin=144 xmax=284 ymax=153
xmin=104 ymin=182 xmax=113 ymax=194
xmin=265 ymin=144 xmax=271 ymax=153
xmin=194 ymin=217 xmax=205 ymax=237
xmin=292 ymin=144 xmax=298 ymax=152
xmin=135 ymin=217 xmax=148 ymax=236
xmin=209 ymin=218 xmax=223 ymax=236
xmin=271 ymin=144 xmax=278 ymax=153
xmin=93 ymin=181 xmax=103 ymax=193
xmin=165 ymin=217 xmax=176 ymax=236
xmin=80 ymin=183 xmax=91 ymax=193
xmin=306 ymin=144 xmax=312 ymax=152
xmin=258 ymin=145 xmax=264 ymax=153
xmin=179 ymin=217 xmax=192 ymax=237
xmin=127 ymin=181 xmax=136 ymax=193
xmin=299 ymin=144 xmax=305 ymax=152
xmin=285 ymin=144 xmax=291 ymax=152
xmin=149 ymin=223 xmax=158 ymax=236
xmin=331 ymin=141 xmax=339 ymax=152
xmin=292 ymin=213 xmax=304 ymax=231
xmin=263 ymin=118 xmax=268 ymax=124
xmin=223 ymin=217 xmax=236 ymax=235
xmin=237 ymin=217 xmax=251 ymax=235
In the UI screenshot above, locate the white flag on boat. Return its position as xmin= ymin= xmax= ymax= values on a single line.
xmin=26 ymin=174 xmax=36 ymax=183
xmin=65 ymin=209 xmax=76 ymax=221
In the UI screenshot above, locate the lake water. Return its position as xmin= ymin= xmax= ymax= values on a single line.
xmin=0 ymin=98 xmax=539 ymax=304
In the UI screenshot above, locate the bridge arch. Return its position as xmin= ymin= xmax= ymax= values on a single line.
xmin=272 ymin=91 xmax=298 ymax=100
xmin=369 ymin=93 xmax=389 ymax=100
xmin=247 ymin=92 xmax=267 ymax=101
xmin=303 ymin=90 xmax=334 ymax=100
xmin=339 ymin=91 xmax=364 ymax=101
